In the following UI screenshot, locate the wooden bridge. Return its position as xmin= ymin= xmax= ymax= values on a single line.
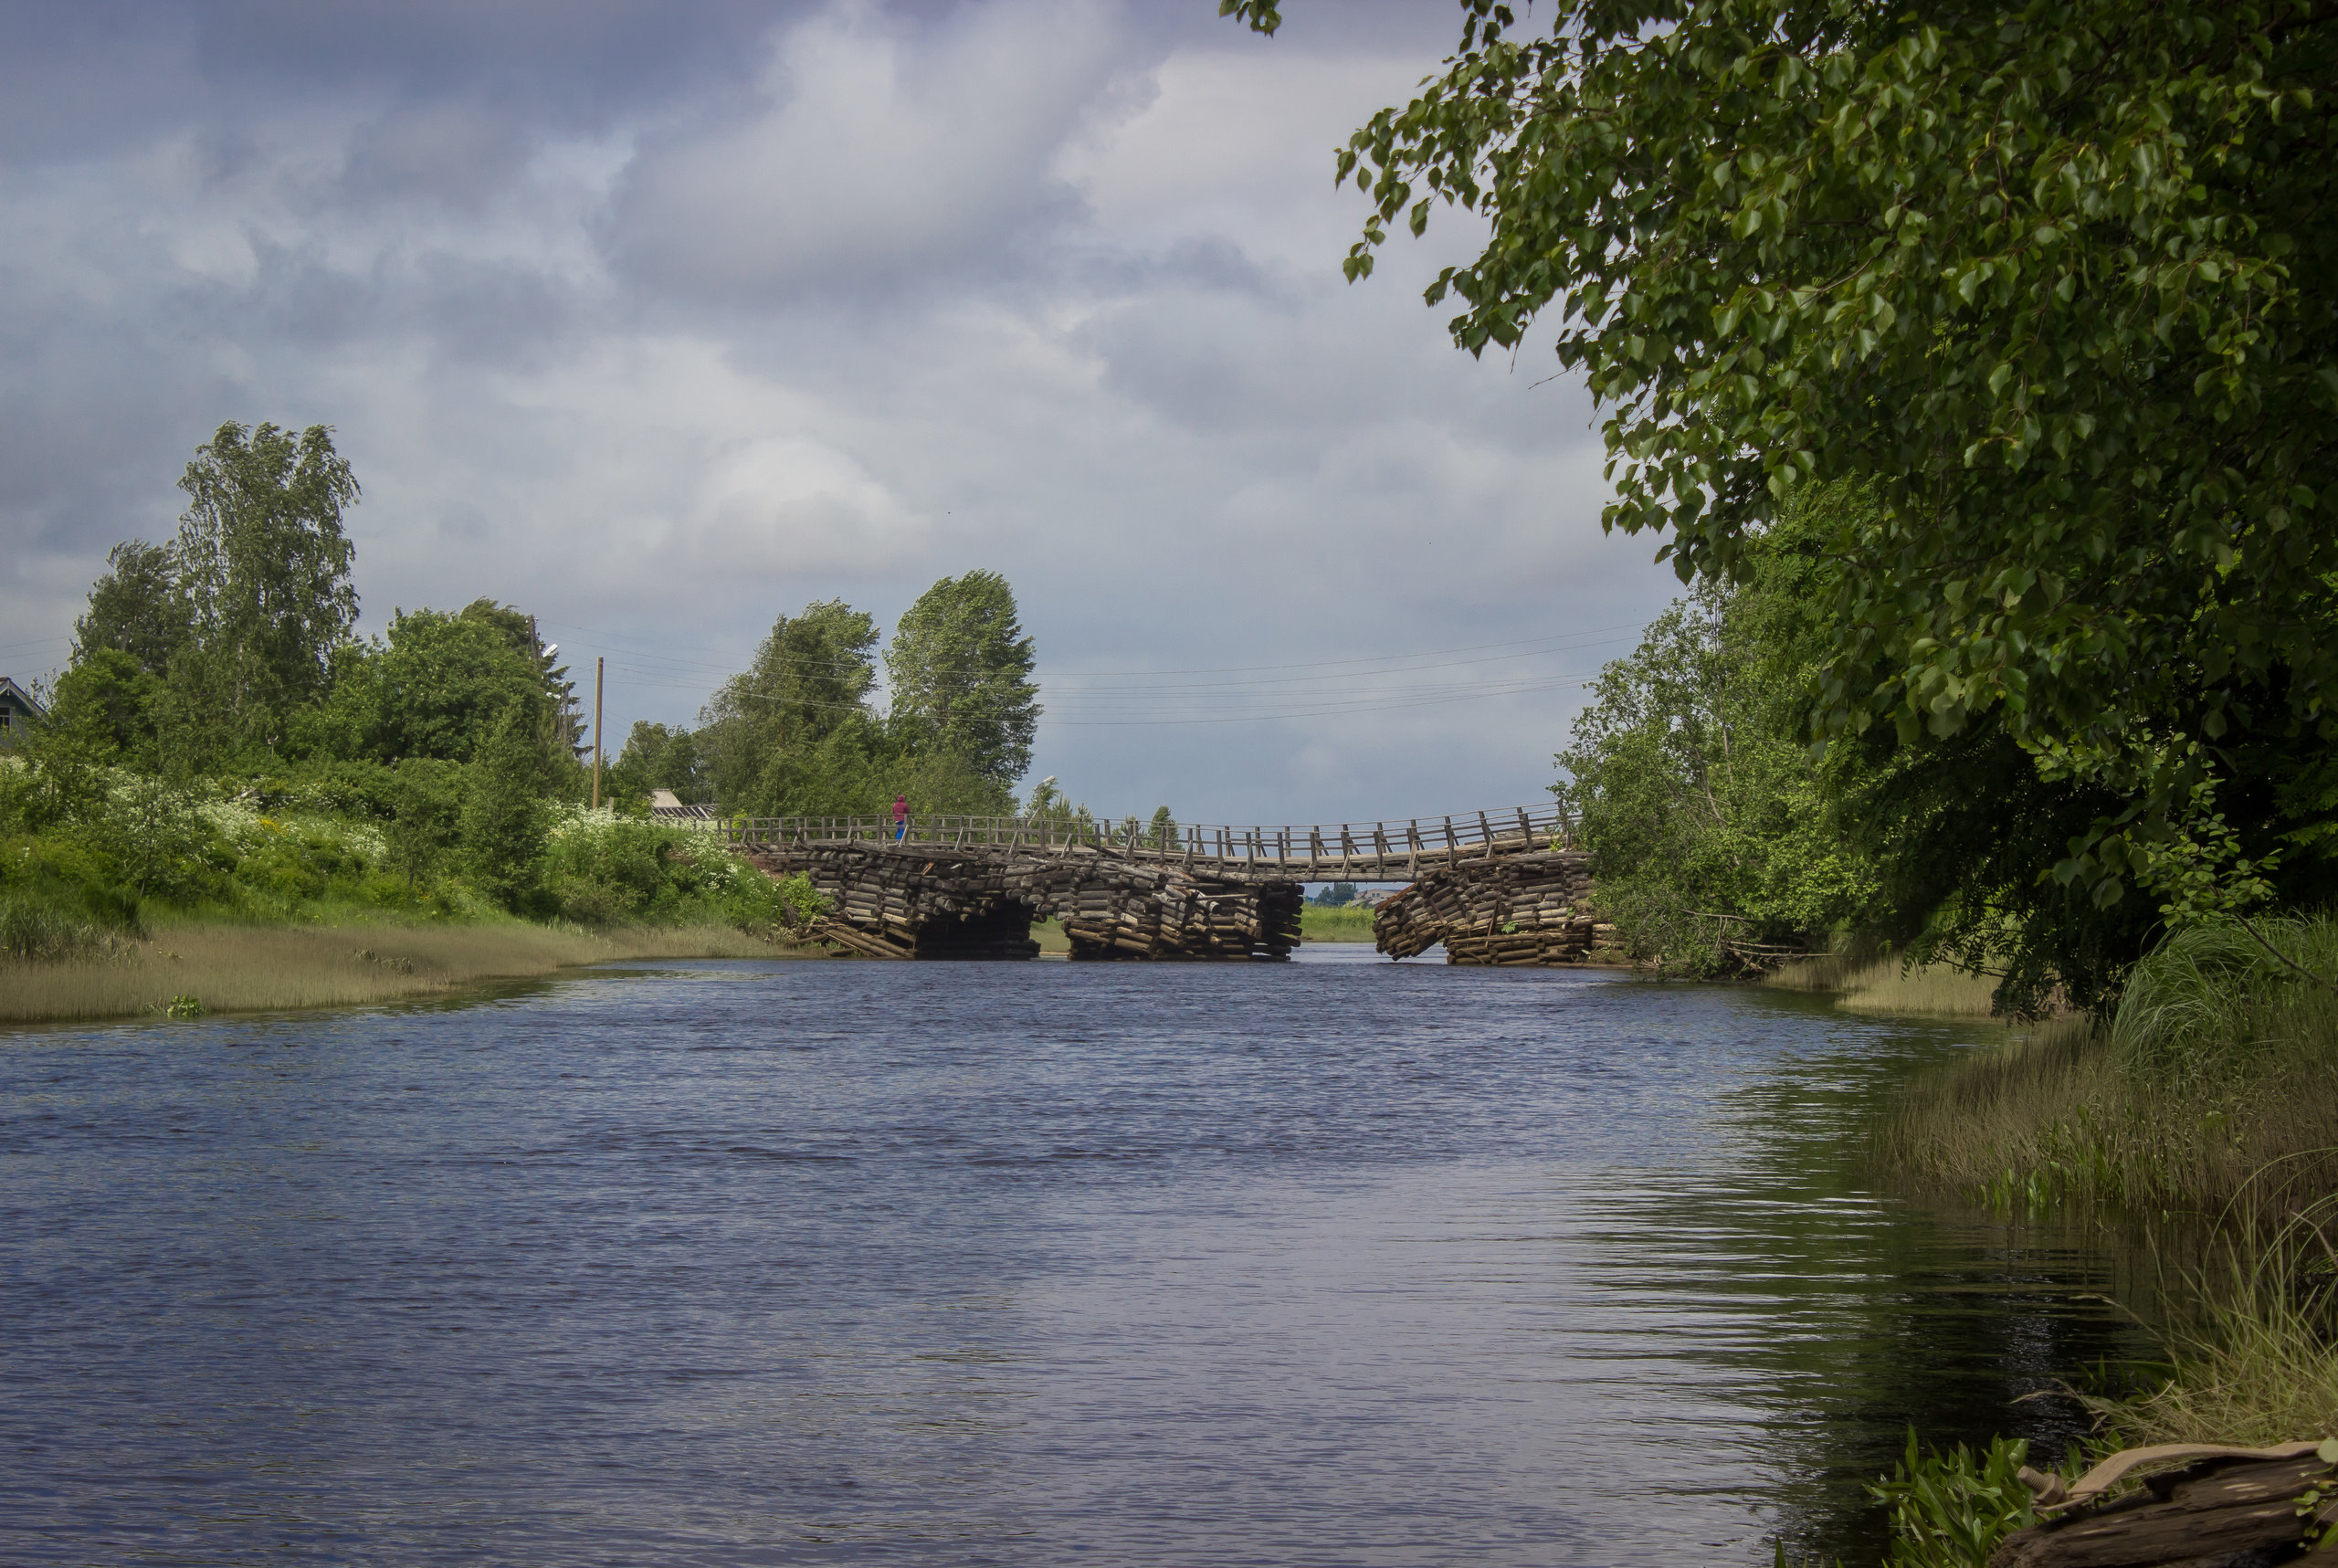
xmin=719 ymin=804 xmax=1602 ymax=963
xmin=720 ymin=804 xmax=1571 ymax=881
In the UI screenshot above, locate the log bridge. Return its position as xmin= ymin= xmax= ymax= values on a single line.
xmin=721 ymin=804 xmax=1591 ymax=962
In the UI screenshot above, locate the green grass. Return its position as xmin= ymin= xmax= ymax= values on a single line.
xmin=1763 ymin=949 xmax=1869 ymax=992
xmin=1030 ymin=919 xmax=1069 ymax=954
xmin=1835 ymin=959 xmax=2003 ymax=1017
xmin=1301 ymin=904 xmax=1375 ymax=942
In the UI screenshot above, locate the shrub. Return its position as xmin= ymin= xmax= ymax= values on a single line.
xmin=462 ymin=708 xmax=551 ymax=911
xmin=721 ymin=866 xmax=827 ymax=940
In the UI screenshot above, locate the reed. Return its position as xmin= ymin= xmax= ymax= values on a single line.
xmin=1762 ymin=949 xmax=1868 ymax=992
xmin=1833 ymin=959 xmax=2003 ymax=1017
xmin=2091 ymin=1204 xmax=2338 ymax=1448
xmin=0 ymin=919 xmax=805 ymax=1026
xmin=1873 ymin=914 xmax=2338 ymax=1217
xmin=1764 ymin=950 xmax=2003 ymax=1016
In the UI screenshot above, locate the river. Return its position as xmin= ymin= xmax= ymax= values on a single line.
xmin=0 ymin=949 xmax=2158 ymax=1565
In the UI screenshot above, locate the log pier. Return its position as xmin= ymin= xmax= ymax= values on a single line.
xmin=1372 ymin=849 xmax=1622 ymax=966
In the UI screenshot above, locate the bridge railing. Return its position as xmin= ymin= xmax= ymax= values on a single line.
xmin=720 ymin=803 xmax=1574 ymax=868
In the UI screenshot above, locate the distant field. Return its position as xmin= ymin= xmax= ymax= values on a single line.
xmin=1301 ymin=905 xmax=1375 ymax=943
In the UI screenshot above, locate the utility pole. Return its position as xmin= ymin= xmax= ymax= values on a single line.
xmin=593 ymin=656 xmax=604 ymax=809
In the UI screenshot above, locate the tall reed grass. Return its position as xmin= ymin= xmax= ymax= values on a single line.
xmin=1874 ymin=913 xmax=2338 ymax=1218
xmin=2080 ymin=1198 xmax=2338 ymax=1452
xmin=0 ymin=919 xmax=802 ymax=1026
xmin=1834 ymin=960 xmax=2002 ymax=1018
xmin=1764 ymin=952 xmax=2003 ymax=1016
xmin=1763 ymin=949 xmax=1869 ymax=992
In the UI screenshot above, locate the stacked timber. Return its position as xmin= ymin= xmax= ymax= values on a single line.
xmin=737 ymin=841 xmax=1301 ymax=961
xmin=1373 ymin=849 xmax=1620 ymax=966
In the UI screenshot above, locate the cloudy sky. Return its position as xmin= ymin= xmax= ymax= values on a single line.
xmin=0 ymin=0 xmax=1684 ymax=826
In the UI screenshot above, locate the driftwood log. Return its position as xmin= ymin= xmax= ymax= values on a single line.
xmin=1992 ymin=1442 xmax=2338 ymax=1566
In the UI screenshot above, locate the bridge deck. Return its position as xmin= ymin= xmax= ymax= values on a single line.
xmin=720 ymin=804 xmax=1570 ymax=883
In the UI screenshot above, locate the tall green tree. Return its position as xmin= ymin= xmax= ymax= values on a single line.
xmin=884 ymin=570 xmax=1040 ymax=788
xmin=386 ymin=758 xmax=464 ymax=894
xmin=72 ymin=542 xmax=190 ymax=678
xmin=1234 ymin=0 xmax=2338 ymax=980
xmin=44 ymin=648 xmax=165 ymax=769
xmin=607 ymin=721 xmax=708 ymax=804
xmin=172 ymin=421 xmax=361 ymax=752
xmin=457 ymin=599 xmax=585 ymax=763
xmin=699 ymin=598 xmax=884 ymax=814
xmin=374 ymin=608 xmax=553 ymax=766
xmin=1557 ymin=501 xmax=1880 ymax=973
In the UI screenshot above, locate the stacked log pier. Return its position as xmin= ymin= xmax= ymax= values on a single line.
xmin=1373 ymin=849 xmax=1621 ymax=966
xmin=738 ymin=841 xmax=1301 ymax=962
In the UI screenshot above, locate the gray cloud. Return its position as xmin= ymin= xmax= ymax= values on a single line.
xmin=0 ymin=0 xmax=1682 ymax=822
xmin=606 ymin=0 xmax=1141 ymax=307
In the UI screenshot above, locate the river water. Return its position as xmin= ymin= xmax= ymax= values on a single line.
xmin=0 ymin=950 xmax=2158 ymax=1566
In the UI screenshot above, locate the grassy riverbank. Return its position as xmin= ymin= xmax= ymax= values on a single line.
xmin=0 ymin=917 xmax=808 ymax=1026
xmin=1874 ymin=916 xmax=2338 ymax=1218
xmin=1838 ymin=917 xmax=2338 ymax=1563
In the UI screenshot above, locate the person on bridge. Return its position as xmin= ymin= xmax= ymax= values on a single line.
xmin=892 ymin=793 xmax=910 ymax=842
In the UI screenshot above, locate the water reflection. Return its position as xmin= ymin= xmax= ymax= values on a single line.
xmin=0 ymin=956 xmax=2160 ymax=1565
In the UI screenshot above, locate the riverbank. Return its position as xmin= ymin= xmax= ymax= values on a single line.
xmin=1872 ymin=916 xmax=2338 ymax=1219
xmin=0 ymin=918 xmax=810 ymax=1026
xmin=1835 ymin=918 xmax=2338 ymax=1563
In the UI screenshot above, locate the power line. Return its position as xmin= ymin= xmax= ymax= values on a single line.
xmin=605 ymin=660 xmax=1610 ymax=727
xmin=548 ymin=618 xmax=1648 ymax=686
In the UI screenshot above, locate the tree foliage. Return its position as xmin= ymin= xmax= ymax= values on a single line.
xmin=607 ymin=721 xmax=708 ymax=805
xmin=884 ymin=570 xmax=1040 ymax=788
xmin=72 ymin=542 xmax=190 ymax=678
xmin=695 ymin=583 xmax=1037 ymax=819
xmin=1558 ymin=496 xmax=1880 ymax=972
xmin=373 ymin=607 xmax=560 ymax=767
xmin=173 ymin=422 xmax=361 ymax=749
xmin=1242 ymin=0 xmax=2338 ymax=930
xmin=700 ymin=598 xmax=884 ymax=815
xmin=460 ymin=706 xmax=552 ymax=912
